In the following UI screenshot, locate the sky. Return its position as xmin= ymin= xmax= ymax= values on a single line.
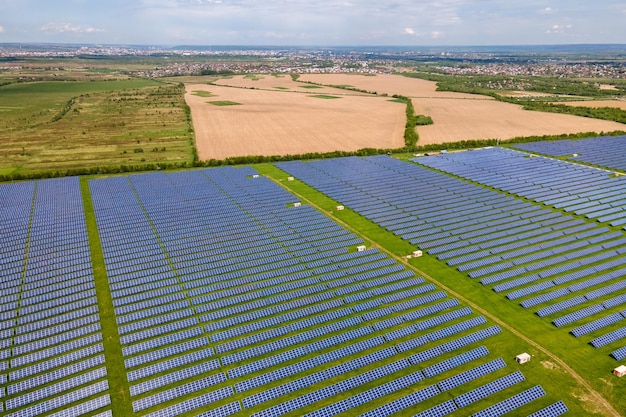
xmin=1 ymin=0 xmax=625 ymax=46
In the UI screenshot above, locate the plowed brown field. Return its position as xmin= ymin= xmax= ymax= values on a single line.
xmin=301 ymin=74 xmax=626 ymax=146
xmin=186 ymin=83 xmax=405 ymax=160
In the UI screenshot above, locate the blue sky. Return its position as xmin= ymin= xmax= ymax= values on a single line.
xmin=1 ymin=0 xmax=625 ymax=46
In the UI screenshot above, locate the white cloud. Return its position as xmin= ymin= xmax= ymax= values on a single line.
xmin=539 ymin=7 xmax=558 ymax=15
xmin=41 ymin=23 xmax=104 ymax=34
xmin=0 ymin=26 xmax=4 ymax=33
xmin=546 ymin=23 xmax=572 ymax=34
xmin=404 ymin=27 xmax=416 ymax=35
xmin=431 ymin=31 xmax=444 ymax=39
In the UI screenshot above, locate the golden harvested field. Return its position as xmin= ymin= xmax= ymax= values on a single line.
xmin=213 ymin=74 xmax=371 ymax=95
xmin=556 ymin=100 xmax=626 ymax=110
xmin=301 ymin=73 xmax=485 ymax=99
xmin=186 ymin=83 xmax=405 ymax=160
xmin=301 ymin=74 xmax=626 ymax=146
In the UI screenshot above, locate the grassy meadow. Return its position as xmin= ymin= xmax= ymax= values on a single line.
xmin=0 ymin=76 xmax=192 ymax=176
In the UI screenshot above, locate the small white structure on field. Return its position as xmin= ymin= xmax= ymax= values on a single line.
xmin=252 ymin=174 xmax=259 ymax=178
xmin=515 ymin=353 xmax=531 ymax=364
xmin=293 ymin=202 xmax=301 ymax=207
xmin=357 ymin=245 xmax=366 ymax=252
xmin=336 ymin=205 xmax=345 ymax=211
xmin=614 ymin=365 xmax=626 ymax=377
xmin=413 ymin=250 xmax=423 ymax=257
xmin=287 ymin=176 xmax=294 ymax=181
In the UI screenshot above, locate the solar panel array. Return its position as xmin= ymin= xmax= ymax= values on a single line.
xmin=512 ymin=134 xmax=626 ymax=172
xmin=277 ymin=154 xmax=626 ymax=362
xmin=414 ymin=146 xmax=626 ymax=226
xmin=0 ymin=177 xmax=111 ymax=416
xmin=0 ymin=163 xmax=583 ymax=415
xmin=87 ymin=166 xmax=559 ymax=415
xmin=411 ymin=148 xmax=626 ymax=355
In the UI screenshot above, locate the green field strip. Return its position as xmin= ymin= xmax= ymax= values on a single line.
xmin=81 ymin=177 xmax=133 ymax=417
xmin=257 ymin=162 xmax=625 ymax=416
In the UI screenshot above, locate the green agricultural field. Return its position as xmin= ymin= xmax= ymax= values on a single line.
xmin=309 ymin=95 xmax=341 ymax=99
xmin=208 ymin=100 xmax=242 ymax=106
xmin=0 ymin=79 xmax=193 ymax=176
xmin=192 ymin=90 xmax=217 ymax=97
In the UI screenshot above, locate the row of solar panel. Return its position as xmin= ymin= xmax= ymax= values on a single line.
xmin=416 ymin=147 xmax=626 ymax=226
xmin=112 ymin=255 xmax=404 ymax=334
xmin=234 ymin=314 xmax=488 ymax=397
xmin=459 ymin=228 xmax=614 ymax=273
xmin=513 ymin=135 xmax=626 ymax=171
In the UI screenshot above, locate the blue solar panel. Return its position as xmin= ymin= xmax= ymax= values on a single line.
xmin=413 ymin=399 xmax=458 ymax=417
xmin=527 ymin=400 xmax=569 ymax=417
xmin=590 ymin=326 xmax=626 ymax=348
xmin=611 ymin=345 xmax=626 ymax=361
xmin=571 ymin=312 xmax=625 ymax=338
xmin=422 ymin=346 xmax=489 ymax=378
xmin=471 ymin=385 xmax=546 ymax=417
xmin=454 ymin=371 xmax=525 ymax=408
xmin=359 ymin=384 xmax=441 ymax=417
xmin=438 ymin=358 xmax=507 ymax=392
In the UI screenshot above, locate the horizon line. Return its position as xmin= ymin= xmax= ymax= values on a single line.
xmin=2 ymin=42 xmax=626 ymax=48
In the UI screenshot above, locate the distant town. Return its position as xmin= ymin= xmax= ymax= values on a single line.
xmin=1 ymin=42 xmax=625 ymax=79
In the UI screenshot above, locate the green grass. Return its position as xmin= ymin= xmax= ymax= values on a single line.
xmin=309 ymin=95 xmax=341 ymax=99
xmin=81 ymin=177 xmax=133 ymax=417
xmin=274 ymin=86 xmax=290 ymax=90
xmin=299 ymin=85 xmax=323 ymax=89
xmin=208 ymin=100 xmax=242 ymax=106
xmin=0 ymin=81 xmax=192 ymax=176
xmin=191 ymin=90 xmax=216 ymax=97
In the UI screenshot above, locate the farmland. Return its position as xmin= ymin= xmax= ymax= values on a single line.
xmin=299 ymin=74 xmax=626 ymax=146
xmin=212 ymin=74 xmax=372 ymax=95
xmin=185 ymin=82 xmax=405 ymax=160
